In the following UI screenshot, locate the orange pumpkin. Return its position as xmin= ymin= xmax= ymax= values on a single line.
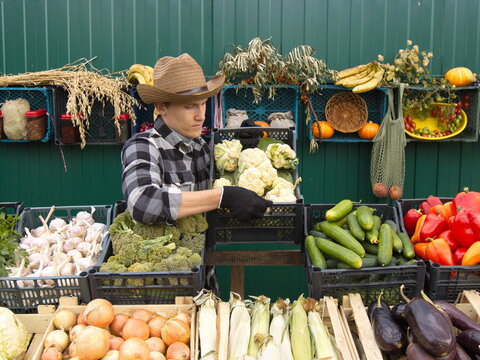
xmin=357 ymin=122 xmax=379 ymax=139
xmin=445 ymin=67 xmax=476 ymax=87
xmin=312 ymin=121 xmax=334 ymax=139
xmin=254 ymin=120 xmax=269 ymax=137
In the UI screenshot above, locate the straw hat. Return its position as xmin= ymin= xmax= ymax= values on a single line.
xmin=137 ymin=53 xmax=225 ymax=104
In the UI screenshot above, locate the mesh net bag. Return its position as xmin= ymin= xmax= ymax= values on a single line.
xmin=370 ymin=85 xmax=407 ymax=200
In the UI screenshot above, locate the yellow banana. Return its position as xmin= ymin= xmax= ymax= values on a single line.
xmin=353 ymin=68 xmax=385 ymax=93
xmin=128 ymin=64 xmax=151 ymax=84
xmin=145 ymin=66 xmax=154 ymax=85
xmin=335 ymin=63 xmax=373 ymax=86
xmin=337 ymin=64 xmax=370 ymax=79
xmin=127 ymin=72 xmax=147 ymax=85
xmin=341 ymin=65 xmax=378 ymax=88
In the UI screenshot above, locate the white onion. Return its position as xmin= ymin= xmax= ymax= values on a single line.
xmin=44 ymin=329 xmax=69 ymax=351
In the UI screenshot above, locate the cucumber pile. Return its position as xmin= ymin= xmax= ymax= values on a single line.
xmin=305 ymin=200 xmax=416 ymax=270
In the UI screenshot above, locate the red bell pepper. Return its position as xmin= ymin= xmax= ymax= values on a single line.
xmin=454 ymin=247 xmax=468 ymax=265
xmin=453 ymin=187 xmax=480 ymax=214
xmin=430 ymin=202 xmax=454 ymax=220
xmin=425 ymin=238 xmax=454 ymax=266
xmin=420 ymin=213 xmax=449 ymax=241
xmin=414 ymin=242 xmax=429 ymax=260
xmin=411 ymin=214 xmax=427 ymax=244
xmin=403 ymin=208 xmax=423 ymax=235
xmin=420 ymin=196 xmax=443 ymax=214
xmin=438 ymin=230 xmax=458 ymax=252
xmin=451 ymin=211 xmax=476 ymax=248
xmin=467 ymin=211 xmax=480 ymax=243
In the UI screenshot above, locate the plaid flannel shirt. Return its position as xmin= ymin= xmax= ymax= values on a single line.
xmin=121 ymin=118 xmax=211 ymax=224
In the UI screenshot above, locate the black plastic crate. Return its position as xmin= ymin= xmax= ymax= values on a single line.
xmin=304 ymin=203 xmax=425 ymax=304
xmin=222 ymin=85 xmax=299 ymax=129
xmin=0 ymin=201 xmax=24 ymax=216
xmin=53 ymin=86 xmax=121 ymax=145
xmin=89 ymin=237 xmax=205 ymax=305
xmin=307 ymin=85 xmax=388 ymax=143
xmin=0 ymin=205 xmax=112 ymax=313
xmin=402 ymin=85 xmax=480 ymax=142
xmin=0 ymin=87 xmax=54 ymax=142
xmin=395 ymin=197 xmax=453 ymax=234
xmin=425 ymin=260 xmax=480 ymax=301
xmin=208 ymin=128 xmax=304 ymax=245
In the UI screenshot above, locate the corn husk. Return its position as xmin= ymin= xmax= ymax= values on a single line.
xmin=228 ymin=292 xmax=250 ymax=360
xmin=290 ymin=295 xmax=312 ymax=360
xmin=305 ymin=298 xmax=337 ymax=360
xmin=255 ymin=334 xmax=281 ymax=360
xmin=194 ymin=289 xmax=220 ymax=360
xmin=270 ymin=299 xmax=294 ymax=360
xmin=247 ymin=295 xmax=271 ymax=357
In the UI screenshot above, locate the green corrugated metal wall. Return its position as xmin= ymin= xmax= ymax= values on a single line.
xmin=1 ymin=0 xmax=480 ymax=299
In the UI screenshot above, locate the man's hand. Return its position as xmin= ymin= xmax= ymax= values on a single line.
xmin=220 ymin=186 xmax=273 ymax=222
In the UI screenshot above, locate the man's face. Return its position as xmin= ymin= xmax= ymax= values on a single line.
xmin=156 ymin=99 xmax=207 ymax=139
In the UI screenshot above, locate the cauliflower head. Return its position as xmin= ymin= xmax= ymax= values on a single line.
xmin=213 ymin=178 xmax=232 ymax=189
xmin=238 ymin=148 xmax=269 ymax=169
xmin=255 ymin=160 xmax=278 ymax=188
xmin=264 ymin=177 xmax=298 ymax=203
xmin=238 ymin=166 xmax=267 ymax=196
xmin=214 ymin=139 xmax=243 ymax=174
xmin=266 ymin=143 xmax=299 ymax=170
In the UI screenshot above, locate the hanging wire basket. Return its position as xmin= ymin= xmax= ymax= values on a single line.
xmin=325 ymin=91 xmax=368 ymax=133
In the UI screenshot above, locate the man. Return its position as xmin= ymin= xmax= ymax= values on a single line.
xmin=122 ymin=53 xmax=272 ymax=224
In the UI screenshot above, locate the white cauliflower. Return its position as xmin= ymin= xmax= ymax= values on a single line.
xmin=214 ymin=139 xmax=243 ymax=174
xmin=238 ymin=166 xmax=267 ymax=196
xmin=212 ymin=178 xmax=232 ymax=188
xmin=264 ymin=177 xmax=298 ymax=203
xmin=265 ymin=143 xmax=299 ymax=170
xmin=256 ymin=160 xmax=278 ymax=188
xmin=238 ymin=148 xmax=270 ymax=168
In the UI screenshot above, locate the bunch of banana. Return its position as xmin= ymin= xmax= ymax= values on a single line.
xmin=335 ymin=62 xmax=384 ymax=93
xmin=127 ymin=64 xmax=154 ymax=85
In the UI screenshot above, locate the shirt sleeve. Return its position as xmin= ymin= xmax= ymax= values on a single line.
xmin=121 ymin=136 xmax=182 ymax=224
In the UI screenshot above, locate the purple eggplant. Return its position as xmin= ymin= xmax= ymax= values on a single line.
xmin=455 ymin=344 xmax=473 ymax=360
xmin=367 ymin=297 xmax=390 ymax=321
xmin=436 ymin=347 xmax=457 ymax=360
xmin=371 ymin=293 xmax=406 ymax=352
xmin=435 ymin=301 xmax=480 ymax=332
xmin=407 ymin=343 xmax=436 ymax=359
xmin=457 ymin=330 xmax=480 ymax=356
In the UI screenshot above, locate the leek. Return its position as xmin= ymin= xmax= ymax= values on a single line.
xmin=247 ymin=295 xmax=271 ymax=357
xmin=270 ymin=299 xmax=293 ymax=360
xmin=194 ymin=289 xmax=219 ymax=360
xmin=290 ymin=295 xmax=312 ymax=360
xmin=305 ymin=298 xmax=337 ymax=360
xmin=228 ymin=292 xmax=250 ymax=360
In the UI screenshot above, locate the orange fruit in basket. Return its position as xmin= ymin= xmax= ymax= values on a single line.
xmin=358 ymin=122 xmax=380 ymax=139
xmin=312 ymin=121 xmax=334 ymax=139
xmin=388 ymin=186 xmax=403 ymax=200
xmin=445 ymin=67 xmax=476 ymax=87
xmin=373 ymin=183 xmax=388 ymax=198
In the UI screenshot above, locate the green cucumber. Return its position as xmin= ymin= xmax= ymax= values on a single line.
xmin=332 ymin=216 xmax=348 ymax=227
xmin=338 ymin=256 xmax=378 ymax=269
xmin=361 ymin=241 xmax=378 ymax=255
xmin=313 ymin=222 xmax=323 ymax=232
xmin=326 ymin=259 xmax=338 ymax=269
xmin=385 ymin=220 xmax=399 ymax=234
xmin=366 ymin=216 xmax=382 ymax=244
xmin=377 ymin=224 xmax=393 ymax=266
xmin=305 ymin=235 xmax=327 ymax=269
xmin=398 ymin=257 xmax=408 ymax=265
xmin=403 ymin=259 xmax=418 ymax=266
xmin=388 ymin=257 xmax=399 ymax=267
xmin=356 ymin=206 xmax=375 ymax=230
xmin=309 ymin=230 xmax=328 ymax=239
xmin=315 ymin=238 xmax=363 ymax=269
xmin=319 ymin=221 xmax=365 ymax=257
xmin=385 ymin=222 xmax=403 ymax=254
xmin=325 ymin=200 xmax=355 ymax=222
xmin=347 ymin=213 xmax=365 ymax=241
xmin=398 ymin=232 xmax=415 ymax=259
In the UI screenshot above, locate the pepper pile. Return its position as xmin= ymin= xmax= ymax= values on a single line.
xmin=403 ymin=188 xmax=480 ymax=266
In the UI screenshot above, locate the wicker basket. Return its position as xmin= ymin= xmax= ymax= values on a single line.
xmin=325 ymin=92 xmax=368 ymax=133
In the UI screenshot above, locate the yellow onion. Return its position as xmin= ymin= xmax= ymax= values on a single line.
xmin=122 ymin=318 xmax=149 ymax=340
xmin=161 ymin=319 xmax=190 ymax=346
xmin=165 ymin=342 xmax=190 ymax=360
xmin=149 ymin=351 xmax=166 ymax=360
xmin=53 ymin=309 xmax=78 ymax=331
xmin=41 ymin=347 xmax=62 ymax=360
xmin=109 ymin=313 xmax=130 ymax=337
xmin=84 ymin=299 xmax=115 ymax=328
xmin=75 ymin=325 xmax=111 ymax=360
xmin=148 ymin=315 xmax=167 ymax=338
xmin=110 ymin=336 xmax=125 ymax=350
xmin=145 ymin=337 xmax=166 ymax=354
xmin=44 ymin=330 xmax=69 ymax=352
xmin=70 ymin=324 xmax=87 ymax=342
xmin=118 ymin=337 xmax=150 ymax=360
xmin=131 ymin=309 xmax=153 ymax=323
xmin=101 ymin=350 xmax=119 ymax=360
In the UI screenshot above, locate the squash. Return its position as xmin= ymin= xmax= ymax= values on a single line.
xmin=357 ymin=121 xmax=379 ymax=139
xmin=312 ymin=121 xmax=334 ymax=139
xmin=445 ymin=67 xmax=476 ymax=87
xmin=253 ymin=120 xmax=269 ymax=138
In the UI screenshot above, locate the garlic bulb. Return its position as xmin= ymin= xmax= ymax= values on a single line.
xmin=76 ymin=242 xmax=92 ymax=256
xmin=76 ymin=257 xmax=94 ymax=272
xmin=30 ymin=237 xmax=48 ymax=251
xmin=85 ymin=230 xmax=101 ymax=244
xmin=76 ymin=211 xmax=95 ymax=225
xmin=68 ymin=225 xmax=86 ymax=239
xmin=45 ymin=233 xmax=62 ymax=245
xmin=90 ymin=223 xmax=106 ymax=233
xmin=28 ymin=253 xmax=50 ymax=266
xmin=49 ymin=218 xmax=67 ymax=232
xmin=32 ymin=226 xmax=49 ymax=238
xmin=63 ymin=238 xmax=82 ymax=252
xmin=60 ymin=263 xmax=75 ymax=276
xmin=67 ymin=250 xmax=83 ymax=262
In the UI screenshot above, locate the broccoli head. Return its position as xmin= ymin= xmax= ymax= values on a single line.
xmin=114 ymin=235 xmax=147 ymax=267
xmin=178 ymin=232 xmax=206 ymax=254
xmin=127 ymin=262 xmax=155 ymax=286
xmin=111 ymin=232 xmax=142 ymax=255
xmin=145 ymin=241 xmax=176 ymax=263
xmin=192 ymin=214 xmax=208 ymax=233
xmin=99 ymin=261 xmax=127 ymax=286
xmin=109 ymin=210 xmax=135 ymax=237
xmin=176 ymin=214 xmax=208 ymax=235
xmin=153 ymin=247 xmax=202 ymax=286
xmin=131 ymin=222 xmax=181 ymax=243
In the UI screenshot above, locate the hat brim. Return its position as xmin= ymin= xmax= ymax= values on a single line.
xmin=137 ymin=74 xmax=225 ymax=104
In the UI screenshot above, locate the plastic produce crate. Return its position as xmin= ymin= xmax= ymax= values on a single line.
xmin=304 ymin=203 xmax=425 ymax=304
xmin=0 ymin=201 xmax=24 ymax=216
xmin=222 ymin=85 xmax=299 ymax=129
xmin=0 ymin=205 xmax=112 ymax=313
xmin=52 ymin=86 xmax=122 ymax=145
xmin=307 ymin=85 xmax=388 ymax=143
xmin=402 ymin=85 xmax=480 ymax=142
xmin=208 ymin=127 xmax=304 ymax=245
xmin=0 ymin=87 xmax=54 ymax=142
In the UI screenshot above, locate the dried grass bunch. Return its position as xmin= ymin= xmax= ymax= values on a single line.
xmin=0 ymin=58 xmax=137 ymax=148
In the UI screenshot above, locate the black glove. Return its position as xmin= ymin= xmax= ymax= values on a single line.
xmin=220 ymin=186 xmax=273 ymax=222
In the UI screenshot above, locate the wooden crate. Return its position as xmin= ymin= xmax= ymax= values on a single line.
xmin=28 ymin=297 xmax=197 ymax=360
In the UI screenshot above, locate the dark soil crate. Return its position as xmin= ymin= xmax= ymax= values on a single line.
xmin=307 ymin=85 xmax=388 ymax=143
xmin=395 ymin=197 xmax=453 ymax=234
xmin=89 ymin=237 xmax=205 ymax=305
xmin=53 ymin=86 xmax=120 ymax=145
xmin=304 ymin=203 xmax=425 ymax=305
xmin=208 ymin=128 xmax=304 ymax=245
xmin=0 ymin=87 xmax=54 ymax=142
xmin=222 ymin=85 xmax=299 ymax=129
xmin=402 ymin=85 xmax=480 ymax=142
xmin=0 ymin=201 xmax=24 ymax=216
xmin=0 ymin=205 xmax=112 ymax=313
